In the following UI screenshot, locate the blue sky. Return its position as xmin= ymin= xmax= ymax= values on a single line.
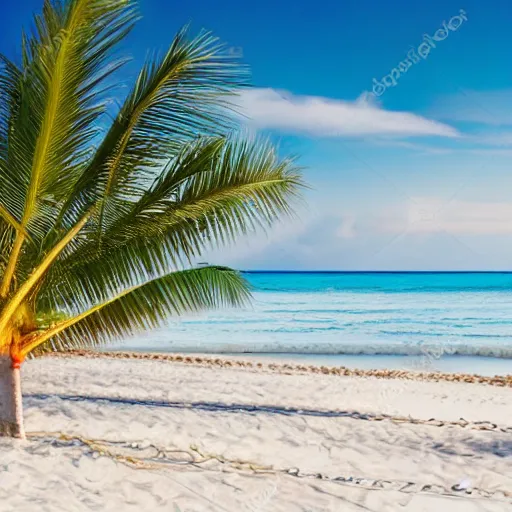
xmin=2 ymin=0 xmax=512 ymax=270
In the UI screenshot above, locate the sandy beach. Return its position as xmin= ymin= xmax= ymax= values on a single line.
xmin=1 ymin=353 xmax=511 ymax=511
xmin=2 ymin=1 xmax=512 ymax=512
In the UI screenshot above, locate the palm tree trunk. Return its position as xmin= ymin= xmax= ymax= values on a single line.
xmin=0 ymin=356 xmax=25 ymax=439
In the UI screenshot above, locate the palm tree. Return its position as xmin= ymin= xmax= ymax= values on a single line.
xmin=0 ymin=0 xmax=303 ymax=439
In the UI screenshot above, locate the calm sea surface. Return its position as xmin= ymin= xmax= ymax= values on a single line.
xmin=109 ymin=272 xmax=512 ymax=375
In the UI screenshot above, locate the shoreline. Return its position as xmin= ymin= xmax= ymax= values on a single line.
xmin=44 ymin=349 xmax=512 ymax=387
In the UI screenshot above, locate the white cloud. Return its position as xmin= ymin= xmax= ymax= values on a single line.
xmin=336 ymin=214 xmax=356 ymax=238
xmin=196 ymin=197 xmax=512 ymax=270
xmin=481 ymin=132 xmax=512 ymax=146
xmin=428 ymin=89 xmax=512 ymax=126
xmin=472 ymin=131 xmax=512 ymax=147
xmin=392 ymin=197 xmax=512 ymax=235
xmin=236 ymin=88 xmax=458 ymax=138
xmin=195 ymin=214 xmax=310 ymax=268
xmin=368 ymin=139 xmax=455 ymax=154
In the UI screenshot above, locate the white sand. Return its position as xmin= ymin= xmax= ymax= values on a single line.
xmin=1 ymin=355 xmax=511 ymax=511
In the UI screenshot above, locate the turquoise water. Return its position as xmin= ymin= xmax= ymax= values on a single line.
xmin=111 ymin=272 xmax=512 ymax=375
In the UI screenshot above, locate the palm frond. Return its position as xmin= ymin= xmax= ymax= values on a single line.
xmin=0 ymin=0 xmax=136 ymax=296
xmin=0 ymin=1 xmax=305 ymax=362
xmin=36 ymin=135 xmax=303 ymax=314
xmin=0 ymin=55 xmax=24 ymax=229
xmin=0 ymin=212 xmax=90 ymax=336
xmin=0 ymin=204 xmax=29 ymax=240
xmin=61 ymin=26 xmax=248 ymax=239
xmin=14 ymin=0 xmax=136 ymax=234
xmin=25 ymin=266 xmax=250 ymax=354
xmin=107 ymin=134 xmax=305 ymax=255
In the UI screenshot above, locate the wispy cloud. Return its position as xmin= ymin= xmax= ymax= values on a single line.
xmin=236 ymin=88 xmax=458 ymax=138
xmin=199 ymin=196 xmax=512 ymax=270
xmin=336 ymin=214 xmax=357 ymax=239
xmin=471 ymin=131 xmax=512 ymax=147
xmin=386 ymin=197 xmax=512 ymax=235
xmin=367 ymin=138 xmax=455 ymax=154
xmin=428 ymin=89 xmax=512 ymax=126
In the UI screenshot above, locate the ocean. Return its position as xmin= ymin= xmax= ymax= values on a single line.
xmin=110 ymin=272 xmax=512 ymax=376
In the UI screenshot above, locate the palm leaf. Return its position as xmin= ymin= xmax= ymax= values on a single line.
xmin=0 ymin=212 xmax=90 ymax=337
xmin=0 ymin=56 xmax=24 ymax=234
xmin=60 ymin=26 xmax=248 ymax=240
xmin=0 ymin=0 xmax=305 ymax=365
xmin=0 ymin=0 xmax=136 ymax=296
xmin=36 ymin=134 xmax=303 ymax=314
xmin=0 ymin=205 xmax=26 ymax=237
xmin=24 ymin=266 xmax=250 ymax=354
